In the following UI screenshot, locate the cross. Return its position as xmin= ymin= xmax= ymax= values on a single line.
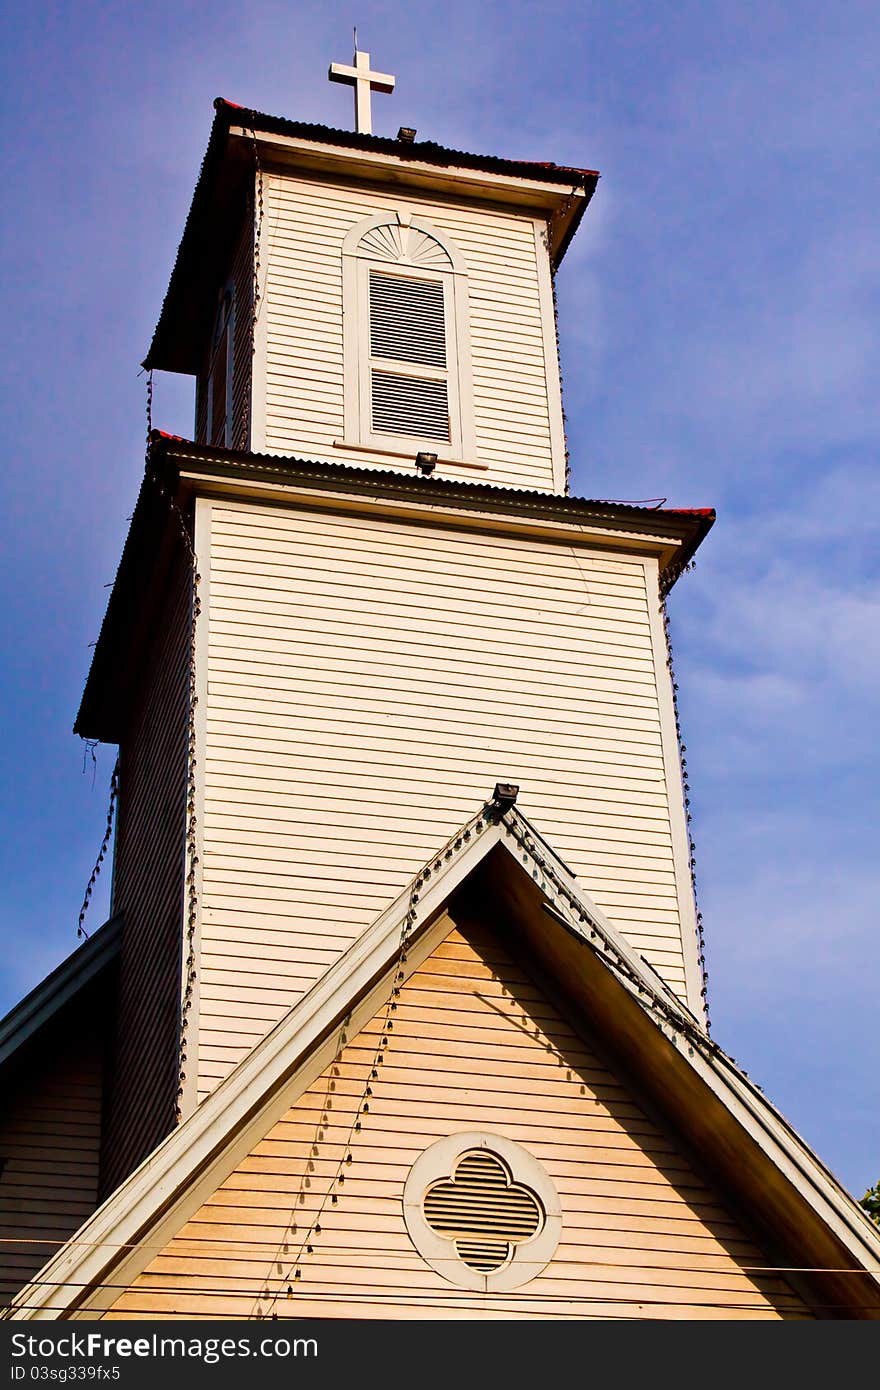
xmin=329 ymin=48 xmax=395 ymax=136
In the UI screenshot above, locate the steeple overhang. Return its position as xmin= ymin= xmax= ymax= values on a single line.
xmin=74 ymin=435 xmax=714 ymax=744
xmin=144 ymin=99 xmax=599 ymax=376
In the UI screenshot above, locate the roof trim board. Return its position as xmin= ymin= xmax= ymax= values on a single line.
xmin=7 ymin=807 xmax=879 ymax=1320
xmin=0 ymin=914 xmax=122 ymax=1073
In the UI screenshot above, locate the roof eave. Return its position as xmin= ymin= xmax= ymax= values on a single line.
xmin=144 ymin=99 xmax=599 ymax=373
xmin=0 ymin=914 xmax=123 ymax=1072
xmin=75 ymin=438 xmax=713 ymax=743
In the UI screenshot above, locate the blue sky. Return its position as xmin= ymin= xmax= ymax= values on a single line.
xmin=0 ymin=1 xmax=877 ymax=1198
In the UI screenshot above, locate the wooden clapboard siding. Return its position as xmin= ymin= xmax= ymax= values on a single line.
xmin=100 ymin=552 xmax=191 ymax=1196
xmin=261 ymin=170 xmax=559 ymax=490
xmin=195 ymin=208 xmax=254 ymax=449
xmin=0 ymin=992 xmax=107 ymax=1307
xmin=229 ymin=210 xmax=254 ymax=450
xmin=108 ymin=923 xmax=809 ymax=1320
xmin=197 ymin=498 xmax=690 ymax=1094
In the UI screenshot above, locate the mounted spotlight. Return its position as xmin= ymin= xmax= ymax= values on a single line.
xmin=415 ymin=452 xmax=437 ymax=475
xmin=397 ymin=126 xmax=417 ymax=143
xmin=491 ymin=783 xmax=520 ymax=814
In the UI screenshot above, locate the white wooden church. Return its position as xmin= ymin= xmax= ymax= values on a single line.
xmin=2 ymin=53 xmax=879 ymax=1319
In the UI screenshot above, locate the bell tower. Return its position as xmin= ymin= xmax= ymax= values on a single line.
xmin=76 ymin=57 xmax=713 ymax=1193
xmin=146 ymin=63 xmax=595 ymax=493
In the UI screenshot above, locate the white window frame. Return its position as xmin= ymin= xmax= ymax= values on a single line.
xmin=341 ymin=211 xmax=475 ymax=464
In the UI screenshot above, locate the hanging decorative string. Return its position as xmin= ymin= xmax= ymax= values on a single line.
xmin=550 ymin=268 xmax=571 ymax=495
xmin=236 ymin=116 xmax=265 ymax=452
xmin=659 ymin=581 xmax=710 ymax=1023
xmin=76 ymin=757 xmax=119 ymax=940
xmin=143 ymin=369 xmax=203 ymax=1118
xmin=257 ymin=810 xmax=491 ymax=1319
xmin=73 ymin=367 xmax=159 ymax=943
xmin=502 ymin=808 xmax=710 ymax=1047
xmin=80 ymin=737 xmax=100 ymax=787
xmin=250 ymin=1014 xmax=350 ymax=1319
xmin=543 ymin=189 xmax=581 ymax=497
xmin=259 ymin=877 xmax=421 ymax=1318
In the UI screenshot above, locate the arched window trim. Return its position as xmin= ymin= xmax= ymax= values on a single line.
xmin=341 ymin=211 xmax=476 ymax=464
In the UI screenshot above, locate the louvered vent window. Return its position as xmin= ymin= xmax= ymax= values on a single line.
xmin=368 ymin=271 xmax=451 ymax=443
xmin=423 ymin=1150 xmax=543 ymax=1272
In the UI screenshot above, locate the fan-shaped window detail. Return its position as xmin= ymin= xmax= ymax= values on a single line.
xmin=403 ymin=1131 xmax=562 ymax=1292
xmin=341 ymin=212 xmax=475 ymax=463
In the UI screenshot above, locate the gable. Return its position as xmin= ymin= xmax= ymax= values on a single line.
xmin=11 ymin=811 xmax=877 ymax=1321
xmin=106 ymin=917 xmax=809 ymax=1320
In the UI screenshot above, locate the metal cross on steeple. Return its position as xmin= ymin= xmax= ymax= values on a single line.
xmin=329 ymin=45 xmax=396 ymax=135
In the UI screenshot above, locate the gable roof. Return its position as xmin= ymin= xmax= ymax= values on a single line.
xmin=145 ymin=99 xmax=599 ymax=375
xmin=0 ymin=914 xmax=122 ymax=1074
xmin=6 ymin=806 xmax=879 ymax=1319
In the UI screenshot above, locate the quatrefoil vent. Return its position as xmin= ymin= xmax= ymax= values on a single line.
xmin=404 ymin=1132 xmax=562 ymax=1290
xmin=423 ymin=1149 xmax=544 ymax=1272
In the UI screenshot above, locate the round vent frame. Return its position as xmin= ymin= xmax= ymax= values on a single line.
xmin=403 ymin=1132 xmax=562 ymax=1292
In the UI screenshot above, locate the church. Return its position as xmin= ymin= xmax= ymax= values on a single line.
xmin=2 ymin=52 xmax=878 ymax=1320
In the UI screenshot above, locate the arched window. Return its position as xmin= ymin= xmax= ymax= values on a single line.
xmin=205 ymin=281 xmax=235 ymax=448
xmin=342 ymin=212 xmax=474 ymax=462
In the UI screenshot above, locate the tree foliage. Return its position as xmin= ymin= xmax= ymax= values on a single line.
xmin=860 ymin=1182 xmax=880 ymax=1226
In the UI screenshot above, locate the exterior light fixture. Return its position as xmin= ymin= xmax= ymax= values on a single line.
xmin=492 ymin=783 xmax=520 ymax=813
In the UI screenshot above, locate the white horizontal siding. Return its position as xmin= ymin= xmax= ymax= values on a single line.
xmin=196 ymin=499 xmax=691 ymax=1096
xmin=260 ymin=172 xmax=558 ymax=490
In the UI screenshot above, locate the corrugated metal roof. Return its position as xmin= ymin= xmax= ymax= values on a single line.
xmin=212 ymin=96 xmax=600 ymax=185
xmin=153 ymin=430 xmax=714 ymax=526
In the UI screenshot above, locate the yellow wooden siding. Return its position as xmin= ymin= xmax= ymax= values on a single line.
xmin=101 ymin=553 xmax=190 ymax=1195
xmin=0 ymin=1009 xmax=105 ymax=1308
xmin=109 ymin=924 xmax=808 ymax=1320
xmin=261 ymin=172 xmax=558 ymax=490
xmin=197 ymin=498 xmax=690 ymax=1093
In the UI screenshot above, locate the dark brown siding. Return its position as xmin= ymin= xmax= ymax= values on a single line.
xmin=100 ymin=551 xmax=191 ymax=1197
xmin=229 ymin=207 xmax=254 ymax=450
xmin=195 ymin=206 xmax=253 ymax=449
xmin=0 ymin=984 xmax=109 ymax=1307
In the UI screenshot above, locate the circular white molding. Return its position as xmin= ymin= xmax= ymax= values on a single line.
xmin=402 ymin=1131 xmax=562 ymax=1292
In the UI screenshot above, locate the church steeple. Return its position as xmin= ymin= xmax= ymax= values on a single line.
xmin=13 ymin=57 xmax=880 ymax=1327
xmin=81 ymin=76 xmax=712 ymax=1190
xmin=144 ymin=92 xmax=598 ymax=494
